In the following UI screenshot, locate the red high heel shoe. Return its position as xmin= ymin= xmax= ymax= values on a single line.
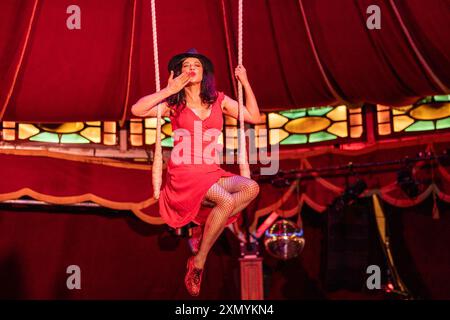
xmin=184 ymin=256 xmax=204 ymax=296
xmin=188 ymin=225 xmax=203 ymax=255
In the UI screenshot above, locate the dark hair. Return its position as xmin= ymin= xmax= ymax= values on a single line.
xmin=166 ymin=57 xmax=218 ymax=108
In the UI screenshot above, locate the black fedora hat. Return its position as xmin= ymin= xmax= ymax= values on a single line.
xmin=167 ymin=48 xmax=214 ymax=73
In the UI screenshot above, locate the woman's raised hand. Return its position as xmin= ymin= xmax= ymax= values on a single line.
xmin=234 ymin=65 xmax=249 ymax=86
xmin=166 ymin=71 xmax=191 ymax=95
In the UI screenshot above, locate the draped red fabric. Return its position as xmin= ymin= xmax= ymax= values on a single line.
xmin=1 ymin=137 xmax=448 ymax=228
xmin=0 ymin=0 xmax=448 ymax=122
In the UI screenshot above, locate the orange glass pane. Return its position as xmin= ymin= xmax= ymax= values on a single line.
xmin=410 ymin=103 xmax=450 ymax=120
xmin=348 ymin=108 xmax=361 ymax=114
xmin=378 ymin=123 xmax=391 ymax=135
xmin=285 ymin=117 xmax=331 ymax=134
xmin=104 ymin=121 xmax=116 ymax=133
xmin=3 ymin=121 xmax=15 ymax=128
xmin=130 ymin=122 xmax=143 ymax=134
xmin=350 ymin=126 xmax=363 ymax=138
xmin=350 ymin=114 xmax=362 ymax=125
xmin=2 ymin=129 xmax=15 ymax=140
xmin=377 ymin=105 xmax=390 ymax=111
xmin=130 ymin=134 xmax=143 ymax=146
xmin=377 ymin=111 xmax=390 ymax=123
xmin=103 ymin=133 xmax=117 ymax=145
xmin=161 ymin=123 xmax=172 ymax=136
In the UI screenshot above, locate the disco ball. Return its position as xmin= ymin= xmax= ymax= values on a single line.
xmin=264 ymin=219 xmax=305 ymax=260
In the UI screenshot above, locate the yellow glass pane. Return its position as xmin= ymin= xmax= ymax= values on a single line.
xmin=326 ymin=105 xmax=347 ymax=121
xmin=377 ymin=111 xmax=390 ymax=123
xmin=393 ymin=115 xmax=414 ymax=132
xmin=377 ymin=105 xmax=390 ymax=111
xmin=3 ymin=121 xmax=16 ymax=128
xmin=86 ymin=121 xmax=101 ymax=126
xmin=285 ymin=117 xmax=331 ymax=134
xmin=268 ymin=113 xmax=289 ymax=128
xmin=392 ymin=105 xmax=412 ymax=115
xmin=103 ymin=133 xmax=117 ymax=145
xmin=18 ymin=124 xmax=40 ymax=139
xmin=350 ymin=126 xmax=363 ymax=138
xmin=80 ymin=127 xmax=101 ymax=143
xmin=218 ymin=132 xmax=224 ymax=145
xmin=327 ymin=122 xmax=348 ymax=137
xmin=378 ymin=123 xmax=391 ymax=135
xmin=269 ymin=129 xmax=289 ymax=144
xmin=409 ymin=103 xmax=450 ymax=120
xmin=349 ymin=114 xmax=362 ymax=126
xmin=225 ymin=115 xmax=237 ymax=125
xmin=2 ymin=129 xmax=15 ymax=140
xmin=130 ymin=134 xmax=143 ymax=146
xmin=145 ymin=117 xmax=166 ymax=128
xmin=161 ymin=123 xmax=172 ymax=136
xmin=145 ymin=129 xmax=157 ymax=145
xmin=40 ymin=122 xmax=84 ymax=133
xmin=130 ymin=122 xmax=143 ymax=134
xmin=104 ymin=121 xmax=116 ymax=133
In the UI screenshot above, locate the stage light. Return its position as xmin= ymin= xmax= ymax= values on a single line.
xmin=331 ymin=178 xmax=367 ymax=211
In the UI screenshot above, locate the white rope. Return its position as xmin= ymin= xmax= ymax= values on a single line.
xmin=151 ymin=0 xmax=163 ymax=199
xmin=238 ymin=0 xmax=250 ymax=178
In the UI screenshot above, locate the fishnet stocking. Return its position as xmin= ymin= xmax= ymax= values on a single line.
xmin=194 ymin=177 xmax=260 ymax=269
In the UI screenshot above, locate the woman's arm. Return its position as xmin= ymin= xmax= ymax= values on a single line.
xmin=131 ymin=71 xmax=191 ymax=118
xmin=222 ymin=65 xmax=263 ymax=124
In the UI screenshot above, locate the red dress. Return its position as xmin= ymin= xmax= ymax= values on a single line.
xmin=159 ymin=91 xmax=238 ymax=228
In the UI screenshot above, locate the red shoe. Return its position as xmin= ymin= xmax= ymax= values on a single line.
xmin=184 ymin=256 xmax=204 ymax=296
xmin=188 ymin=226 xmax=203 ymax=255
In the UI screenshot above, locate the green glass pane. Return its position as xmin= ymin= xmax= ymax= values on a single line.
xmin=434 ymin=95 xmax=450 ymax=102
xmin=60 ymin=134 xmax=90 ymax=144
xmin=161 ymin=137 xmax=174 ymax=147
xmin=404 ymin=121 xmax=435 ymax=132
xmin=280 ymin=110 xmax=306 ymax=119
xmin=309 ymin=131 xmax=336 ymax=143
xmin=280 ymin=134 xmax=307 ymax=145
xmin=307 ymin=106 xmax=333 ymax=116
xmin=29 ymin=132 xmax=59 ymax=143
xmin=416 ymin=97 xmax=433 ymax=105
xmin=436 ymin=117 xmax=450 ymax=129
xmin=164 ymin=117 xmax=171 ymax=122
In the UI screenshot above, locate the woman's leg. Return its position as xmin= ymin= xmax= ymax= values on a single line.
xmin=193 ymin=183 xmax=235 ymax=269
xmin=217 ymin=176 xmax=260 ymax=217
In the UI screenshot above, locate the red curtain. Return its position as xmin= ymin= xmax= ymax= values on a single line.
xmin=0 ymin=0 xmax=449 ymax=122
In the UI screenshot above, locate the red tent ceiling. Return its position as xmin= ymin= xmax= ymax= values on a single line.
xmin=1 ymin=0 xmax=449 ymax=123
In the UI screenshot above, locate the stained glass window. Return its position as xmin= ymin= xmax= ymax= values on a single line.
xmin=264 ymin=105 xmax=364 ymax=145
xmin=1 ymin=121 xmax=117 ymax=144
xmin=376 ymin=95 xmax=450 ymax=136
